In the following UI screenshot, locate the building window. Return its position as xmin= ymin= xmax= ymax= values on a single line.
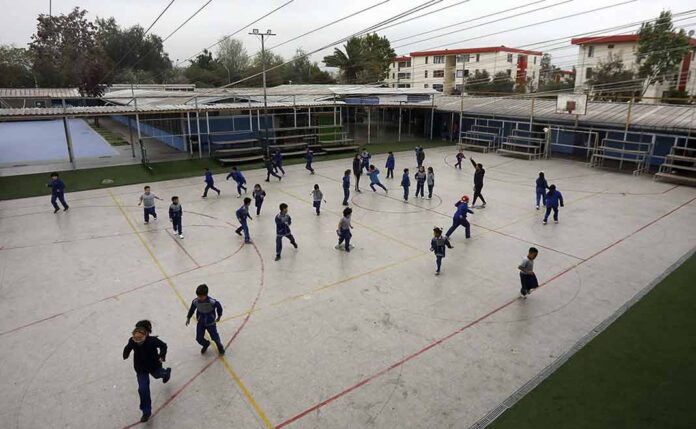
xmin=425 ymin=56 xmax=429 ymax=64
xmin=432 ymin=84 xmax=444 ymax=92
xmin=588 ymin=46 xmax=594 ymax=57
xmin=424 ymin=70 xmax=428 ymax=78
xmin=507 ymin=53 xmax=513 ymax=63
xmin=456 ymin=69 xmax=464 ymax=78
xmin=424 ymin=84 xmax=429 ymax=88
xmin=476 ymin=54 xmax=480 ymax=62
xmin=506 ymin=69 xmax=511 ymax=77
xmin=607 ymin=44 xmax=614 ymax=49
xmin=433 ymin=55 xmax=445 ymax=64
xmin=586 ymin=67 xmax=593 ymax=79
xmin=392 ymin=73 xmax=395 ymax=79
xmin=433 ymin=70 xmax=445 ymax=78
xmin=456 ymin=54 xmax=470 ymax=63
xmin=397 ymin=83 xmax=411 ymax=88
xmin=533 ymin=56 xmax=537 ymax=64
xmin=397 ymin=72 xmax=410 ymax=79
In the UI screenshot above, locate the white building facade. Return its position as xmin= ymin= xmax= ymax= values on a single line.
xmin=572 ymin=35 xmax=696 ymax=101
xmin=386 ymin=46 xmax=543 ymax=94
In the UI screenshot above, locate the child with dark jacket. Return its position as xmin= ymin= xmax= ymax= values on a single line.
xmin=47 ymin=172 xmax=69 ymax=213
xmin=535 ymin=171 xmax=549 ymax=209
xmin=342 ymin=169 xmax=351 ymax=206
xmin=469 ymin=158 xmax=486 ymax=207
xmin=123 ymin=320 xmax=171 ymax=423
xmin=169 ymin=196 xmax=183 ymax=239
xmin=264 ymin=156 xmax=281 ymax=182
xmin=186 ymin=284 xmax=225 ymax=355
xmin=427 ymin=167 xmax=435 ymax=199
xmin=202 ymin=168 xmax=221 ymax=198
xmin=273 ymin=151 xmax=285 ymax=175
xmin=455 ymin=149 xmax=465 ymax=169
xmin=445 ymin=195 xmax=474 ymax=239
xmin=414 ymin=166 xmax=427 ymax=199
xmin=252 ymin=184 xmax=266 ymax=215
xmin=401 ymin=168 xmax=411 ymax=201
xmin=226 ymin=167 xmax=247 ymax=197
xmin=385 ymin=152 xmax=395 ymax=178
xmin=235 ymin=198 xmax=253 ymax=243
xmin=543 ymin=184 xmax=564 ymax=224
xmin=275 ymin=203 xmax=298 ymax=261
xmin=352 ymin=154 xmax=363 ymax=192
xmin=430 ymin=227 xmax=453 ymax=275
xmin=304 ymin=148 xmax=315 ymax=174
xmin=519 ymin=247 xmax=539 ymax=298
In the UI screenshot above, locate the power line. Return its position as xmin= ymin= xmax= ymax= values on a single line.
xmin=375 ymin=0 xmax=472 ymax=32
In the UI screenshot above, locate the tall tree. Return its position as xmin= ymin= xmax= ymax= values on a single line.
xmin=636 ymin=10 xmax=692 ymax=96
xmin=587 ymin=54 xmax=638 ymax=101
xmin=29 ymin=7 xmax=108 ymax=96
xmin=216 ymin=38 xmax=249 ymax=84
xmin=284 ymin=49 xmax=334 ymax=84
xmin=0 ymin=45 xmax=36 ymax=87
xmin=465 ymin=70 xmax=491 ymax=94
xmin=323 ymin=33 xmax=394 ymax=83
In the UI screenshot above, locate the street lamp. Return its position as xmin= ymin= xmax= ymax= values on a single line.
xmin=249 ymin=29 xmax=276 ymax=154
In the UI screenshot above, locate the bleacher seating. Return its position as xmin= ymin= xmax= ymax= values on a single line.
xmin=497 ymin=135 xmax=545 ymax=159
xmin=655 ymin=138 xmax=696 ymax=185
xmin=589 ymin=138 xmax=652 ymax=175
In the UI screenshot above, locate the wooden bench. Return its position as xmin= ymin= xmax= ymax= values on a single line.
xmin=590 ymin=138 xmax=652 ymax=175
xmin=458 ymin=137 xmax=493 ymax=153
xmin=498 ymin=136 xmax=544 ymax=160
xmin=210 ymin=138 xmax=258 ymax=145
xmin=214 ymin=147 xmax=262 ymax=155
xmin=267 ymin=133 xmax=316 ymax=141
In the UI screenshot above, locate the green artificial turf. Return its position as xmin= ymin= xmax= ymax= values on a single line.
xmin=488 ymin=252 xmax=696 ymax=429
xmin=0 ymin=139 xmax=452 ymax=200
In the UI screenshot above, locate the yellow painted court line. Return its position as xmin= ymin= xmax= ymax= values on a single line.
xmin=279 ymin=188 xmax=427 ymax=254
xmin=108 ymin=190 xmax=274 ymax=428
xmin=219 ymin=253 xmax=427 ymax=324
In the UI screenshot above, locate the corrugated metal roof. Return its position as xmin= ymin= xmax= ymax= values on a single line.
xmin=0 ymin=88 xmax=81 ymax=98
xmin=435 ymin=95 xmax=696 ymax=130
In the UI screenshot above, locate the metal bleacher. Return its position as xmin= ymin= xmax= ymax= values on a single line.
xmin=655 ymin=137 xmax=696 ymax=185
xmin=497 ymin=128 xmax=546 ymax=160
xmin=589 ymin=137 xmax=653 ymax=175
xmin=458 ymin=124 xmax=501 ymax=153
xmin=208 ymin=130 xmax=262 ymax=164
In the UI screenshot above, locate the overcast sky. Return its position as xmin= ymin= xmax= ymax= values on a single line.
xmin=1 ymin=0 xmax=694 ymax=71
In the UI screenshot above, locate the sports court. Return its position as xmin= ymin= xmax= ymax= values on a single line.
xmin=0 ymin=147 xmax=694 ymax=428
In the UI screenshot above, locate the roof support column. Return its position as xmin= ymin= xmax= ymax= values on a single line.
xmin=430 ymin=96 xmax=435 ymax=140
xmin=127 ymin=116 xmax=136 ymax=158
xmin=62 ymin=116 xmax=76 ymax=169
xmin=398 ymin=104 xmax=402 ymax=142
xmin=367 ymin=107 xmax=371 ymax=145
xmin=186 ymin=112 xmax=192 ymax=156
xmin=206 ymin=111 xmax=211 ymax=158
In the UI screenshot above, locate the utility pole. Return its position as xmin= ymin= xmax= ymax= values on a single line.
xmin=249 ymin=29 xmax=276 ymax=156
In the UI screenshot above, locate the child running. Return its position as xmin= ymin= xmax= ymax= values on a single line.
xmin=138 ymin=186 xmax=163 ymax=224
xmin=401 ymin=168 xmax=411 ymax=201
xmin=445 ymin=195 xmax=474 ymax=240
xmin=122 ymin=320 xmax=171 ymax=423
xmin=414 ymin=166 xmax=427 ymax=199
xmin=235 ymin=197 xmax=253 ymax=243
xmin=430 ymin=227 xmax=453 ymax=275
xmin=273 ymin=150 xmax=285 ymax=175
xmin=264 ymin=156 xmax=281 ymax=182
xmin=427 ymin=167 xmax=435 ymax=199
xmin=304 ymin=148 xmax=315 ymax=174
xmin=185 ymin=284 xmax=225 ymax=355
xmin=518 ymin=247 xmax=539 ymax=298
xmin=454 ymin=149 xmax=465 ymax=169
xmin=342 ymin=169 xmax=351 ymax=206
xmin=367 ymin=165 xmax=388 ymax=193
xmin=361 ymin=148 xmax=371 ymax=172
xmin=311 ymin=184 xmax=327 ymax=215
xmin=335 ymin=207 xmax=354 ymax=252
xmin=385 ymin=151 xmax=395 ymax=178
xmin=543 ymin=184 xmax=564 ymax=224
xmin=252 ymin=184 xmax=266 ymax=216
xmin=535 ymin=171 xmax=549 ymax=209
xmin=202 ymin=167 xmax=221 ymax=198
xmin=352 ymin=153 xmax=363 ymax=192
xmin=275 ymin=203 xmax=298 ymax=261
xmin=47 ymin=172 xmax=69 ymax=213
xmin=226 ymin=167 xmax=247 ymax=197
xmin=169 ymin=196 xmax=183 ymax=239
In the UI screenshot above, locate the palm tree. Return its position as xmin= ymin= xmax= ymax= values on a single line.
xmin=323 ymin=38 xmax=364 ymax=84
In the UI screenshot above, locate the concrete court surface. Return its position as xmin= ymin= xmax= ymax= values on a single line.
xmin=0 ymin=146 xmax=694 ymax=429
xmin=0 ymin=119 xmax=118 ymax=165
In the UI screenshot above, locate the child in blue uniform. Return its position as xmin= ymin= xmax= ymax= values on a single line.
xmin=543 ymin=184 xmax=564 ymax=224
xmin=186 ymin=284 xmax=225 ymax=355
xmin=335 ymin=207 xmax=354 ymax=251
xmin=123 ymin=320 xmax=171 ymax=423
xmin=519 ymin=247 xmax=539 ymax=298
xmin=226 ymin=167 xmax=247 ymax=197
xmin=235 ymin=198 xmax=253 ymax=243
xmin=47 ymin=172 xmax=69 ymax=213
xmin=304 ymin=148 xmax=315 ymax=174
xmin=535 ymin=171 xmax=549 ymax=209
xmin=275 ymin=203 xmax=298 ymax=261
xmin=342 ymin=170 xmax=351 ymax=206
xmin=414 ymin=166 xmax=427 ymax=199
xmin=445 ymin=195 xmax=474 ymax=239
xmin=361 ymin=148 xmax=371 ymax=172
xmin=401 ymin=168 xmax=410 ymax=201
xmin=311 ymin=184 xmax=326 ymax=215
xmin=169 ymin=196 xmax=183 ymax=239
xmin=202 ymin=167 xmax=221 ymax=198
xmin=427 ymin=167 xmax=435 ymax=199
xmin=273 ymin=150 xmax=285 ymax=175
xmin=430 ymin=227 xmax=453 ymax=275
xmin=264 ymin=156 xmax=281 ymax=182
xmin=367 ymin=165 xmax=387 ymax=193
xmin=385 ymin=151 xmax=395 ymax=178
xmin=252 ymin=184 xmax=266 ymax=215
xmin=455 ymin=149 xmax=465 ymax=169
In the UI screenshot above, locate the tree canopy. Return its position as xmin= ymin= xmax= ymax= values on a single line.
xmin=587 ymin=54 xmax=638 ymax=101
xmin=323 ymin=33 xmax=395 ymax=83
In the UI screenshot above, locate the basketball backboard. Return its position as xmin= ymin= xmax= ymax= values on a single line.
xmin=556 ymin=94 xmax=587 ymax=115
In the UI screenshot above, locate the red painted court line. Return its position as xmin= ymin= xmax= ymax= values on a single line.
xmin=274 ymin=196 xmax=695 ymax=429
xmin=122 ymin=240 xmax=266 ymax=428
xmin=168 ymin=232 xmax=201 ymax=268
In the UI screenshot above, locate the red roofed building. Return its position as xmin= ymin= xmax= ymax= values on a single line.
xmin=386 ymin=46 xmax=543 ymax=94
xmin=571 ymin=34 xmax=696 ymax=102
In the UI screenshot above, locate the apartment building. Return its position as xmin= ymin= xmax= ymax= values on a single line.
xmin=385 ymin=46 xmax=543 ymax=94
xmin=572 ymin=35 xmax=696 ymax=101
